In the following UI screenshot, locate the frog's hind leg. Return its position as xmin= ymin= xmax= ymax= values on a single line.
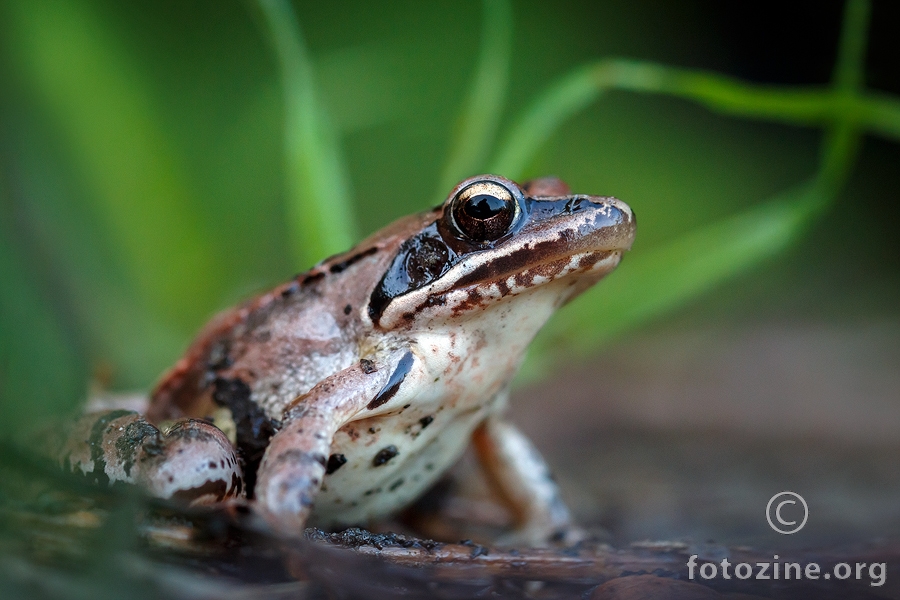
xmin=471 ymin=418 xmax=581 ymax=547
xmin=58 ymin=411 xmax=243 ymax=505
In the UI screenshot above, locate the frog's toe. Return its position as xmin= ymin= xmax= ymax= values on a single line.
xmin=254 ymin=449 xmax=328 ymax=536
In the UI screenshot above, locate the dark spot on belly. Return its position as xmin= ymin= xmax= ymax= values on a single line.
xmin=326 ymin=453 xmax=347 ymax=474
xmin=208 ymin=461 xmax=217 ymax=469
xmin=368 ymin=427 xmax=378 ymax=435
xmin=359 ymin=359 xmax=377 ymax=374
xmin=389 ymin=478 xmax=405 ymax=491
xmin=344 ymin=304 xmax=352 ymax=315
xmin=372 ymin=445 xmax=399 ymax=467
xmin=419 ymin=416 xmax=434 ymax=429
xmin=364 ymin=487 xmax=382 ymax=496
xmin=213 ymin=377 xmax=277 ymax=498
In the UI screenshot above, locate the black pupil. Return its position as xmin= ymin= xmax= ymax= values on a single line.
xmin=464 ymin=194 xmax=507 ymax=220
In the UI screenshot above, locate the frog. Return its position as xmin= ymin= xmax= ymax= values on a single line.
xmin=57 ymin=174 xmax=635 ymax=545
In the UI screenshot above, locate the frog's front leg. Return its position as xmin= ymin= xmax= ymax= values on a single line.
xmin=472 ymin=417 xmax=579 ymax=546
xmin=254 ymin=349 xmax=411 ymax=536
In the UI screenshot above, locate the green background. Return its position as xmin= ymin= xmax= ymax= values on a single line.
xmin=0 ymin=0 xmax=897 ymax=437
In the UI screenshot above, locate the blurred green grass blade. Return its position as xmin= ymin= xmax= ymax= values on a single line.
xmin=0 ymin=206 xmax=85 ymax=438
xmin=833 ymin=0 xmax=870 ymax=92
xmin=437 ymin=0 xmax=513 ymax=194
xmin=490 ymin=63 xmax=601 ymax=179
xmin=508 ymin=0 xmax=874 ymax=381
xmin=494 ymin=50 xmax=898 ymax=181
xmin=255 ymin=0 xmax=356 ymax=269
xmin=3 ymin=0 xmax=221 ymax=330
xmin=12 ymin=135 xmax=188 ymax=390
xmin=316 ymin=43 xmax=412 ymax=135
xmin=520 ymin=182 xmax=828 ymax=382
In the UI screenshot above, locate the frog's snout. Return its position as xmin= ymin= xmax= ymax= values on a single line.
xmin=583 ymin=196 xmax=636 ymax=252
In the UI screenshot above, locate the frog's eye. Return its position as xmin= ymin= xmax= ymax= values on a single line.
xmin=449 ymin=180 xmax=518 ymax=243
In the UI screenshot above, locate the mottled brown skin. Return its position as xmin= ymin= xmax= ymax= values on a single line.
xmin=148 ymin=213 xmax=434 ymax=424
xmin=62 ymin=174 xmax=635 ymax=545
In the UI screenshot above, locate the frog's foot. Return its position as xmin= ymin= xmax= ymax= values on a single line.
xmin=472 ymin=418 xmax=579 ymax=548
xmin=58 ymin=410 xmax=243 ymax=505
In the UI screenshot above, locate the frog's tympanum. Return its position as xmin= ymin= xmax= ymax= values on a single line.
xmin=58 ymin=175 xmax=635 ymax=545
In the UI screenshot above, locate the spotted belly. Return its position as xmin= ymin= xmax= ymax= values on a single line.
xmin=308 ymin=402 xmax=490 ymax=527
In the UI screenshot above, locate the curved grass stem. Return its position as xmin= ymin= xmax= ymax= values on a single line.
xmin=437 ymin=0 xmax=513 ymax=197
xmin=255 ymin=0 xmax=356 ymax=269
xmin=515 ymin=0 xmax=879 ymax=379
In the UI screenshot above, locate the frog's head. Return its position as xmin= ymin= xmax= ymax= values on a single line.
xmin=367 ymin=174 xmax=635 ymax=330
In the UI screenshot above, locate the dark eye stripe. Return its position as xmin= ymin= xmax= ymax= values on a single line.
xmin=368 ymin=222 xmax=460 ymax=325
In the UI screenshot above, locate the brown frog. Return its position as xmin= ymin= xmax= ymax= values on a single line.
xmin=59 ymin=175 xmax=635 ymax=545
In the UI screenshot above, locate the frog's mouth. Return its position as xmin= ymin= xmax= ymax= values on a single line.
xmin=447 ymin=246 xmax=623 ymax=300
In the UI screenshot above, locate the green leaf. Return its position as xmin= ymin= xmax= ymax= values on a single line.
xmin=490 ymin=63 xmax=602 ymax=179
xmin=3 ymin=0 xmax=222 ymax=330
xmin=255 ymin=0 xmax=356 ymax=269
xmin=437 ymin=0 xmax=513 ymax=194
xmin=0 ymin=204 xmax=85 ymax=437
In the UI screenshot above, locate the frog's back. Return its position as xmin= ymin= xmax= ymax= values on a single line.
xmin=148 ymin=274 xmax=357 ymax=425
xmin=147 ymin=212 xmax=434 ymax=425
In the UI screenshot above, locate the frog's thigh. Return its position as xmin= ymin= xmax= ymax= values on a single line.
xmin=472 ymin=418 xmax=575 ymax=546
xmin=59 ymin=411 xmax=242 ymax=505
